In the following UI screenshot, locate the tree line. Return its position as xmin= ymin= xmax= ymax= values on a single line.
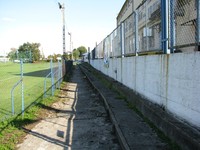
xmin=8 ymin=42 xmax=42 ymax=62
xmin=7 ymin=42 xmax=87 ymax=62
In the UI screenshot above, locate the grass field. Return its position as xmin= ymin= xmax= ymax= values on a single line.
xmin=0 ymin=61 xmax=61 ymax=120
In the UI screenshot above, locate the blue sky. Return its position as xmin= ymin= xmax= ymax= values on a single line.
xmin=0 ymin=0 xmax=125 ymax=56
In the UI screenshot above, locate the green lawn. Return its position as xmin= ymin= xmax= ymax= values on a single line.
xmin=0 ymin=62 xmax=60 ymax=120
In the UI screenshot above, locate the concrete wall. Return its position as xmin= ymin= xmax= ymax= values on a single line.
xmin=90 ymin=52 xmax=200 ymax=128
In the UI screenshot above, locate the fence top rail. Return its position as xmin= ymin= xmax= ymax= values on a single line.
xmin=45 ymin=72 xmax=51 ymax=79
xmin=11 ymin=78 xmax=23 ymax=93
xmin=53 ymin=69 xmax=60 ymax=76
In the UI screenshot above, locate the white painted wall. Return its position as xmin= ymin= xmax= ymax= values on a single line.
xmin=90 ymin=52 xmax=200 ymax=128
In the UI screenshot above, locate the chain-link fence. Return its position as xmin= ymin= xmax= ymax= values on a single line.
xmin=112 ymin=26 xmax=122 ymax=57
xmin=0 ymin=59 xmax=66 ymax=121
xmin=95 ymin=41 xmax=104 ymax=59
xmin=92 ymin=0 xmax=199 ymax=59
xmin=138 ymin=0 xmax=162 ymax=53
xmin=169 ymin=0 xmax=198 ymax=52
xmin=124 ymin=12 xmax=135 ymax=55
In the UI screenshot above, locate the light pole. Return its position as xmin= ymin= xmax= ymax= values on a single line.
xmin=68 ymin=32 xmax=73 ymax=60
xmin=58 ymin=2 xmax=66 ymax=55
xmin=16 ymin=49 xmax=19 ymax=60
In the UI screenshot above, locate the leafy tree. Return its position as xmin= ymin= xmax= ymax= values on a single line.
xmin=77 ymin=46 xmax=87 ymax=57
xmin=47 ymin=55 xmax=53 ymax=62
xmin=62 ymin=53 xmax=73 ymax=60
xmin=72 ymin=48 xmax=80 ymax=60
xmin=62 ymin=53 xmax=68 ymax=60
xmin=56 ymin=54 xmax=62 ymax=58
xmin=18 ymin=42 xmax=41 ymax=62
xmin=47 ymin=53 xmax=62 ymax=62
xmin=8 ymin=48 xmax=17 ymax=61
xmin=61 ymin=46 xmax=87 ymax=60
xmin=68 ymin=53 xmax=72 ymax=60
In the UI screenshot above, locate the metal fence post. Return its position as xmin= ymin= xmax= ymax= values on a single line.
xmin=58 ymin=59 xmax=61 ymax=88
xmin=161 ymin=0 xmax=169 ymax=54
xmin=121 ymin=23 xmax=125 ymax=57
xmin=20 ymin=59 xmax=24 ymax=116
xmin=11 ymin=89 xmax=15 ymax=115
xmin=170 ymin=0 xmax=175 ymax=53
xmin=61 ymin=59 xmax=63 ymax=79
xmin=134 ymin=10 xmax=139 ymax=56
xmin=44 ymin=76 xmax=47 ymax=98
xmin=50 ymin=58 xmax=54 ymax=96
xmin=88 ymin=47 xmax=91 ymax=64
xmin=197 ymin=0 xmax=200 ymax=48
xmin=60 ymin=60 xmax=62 ymax=87
xmin=145 ymin=2 xmax=149 ymax=52
xmin=58 ymin=60 xmax=60 ymax=88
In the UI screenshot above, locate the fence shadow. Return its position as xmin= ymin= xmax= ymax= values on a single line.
xmin=21 ymin=127 xmax=70 ymax=148
xmin=14 ymin=68 xmax=51 ymax=78
xmin=0 ymin=108 xmax=12 ymax=116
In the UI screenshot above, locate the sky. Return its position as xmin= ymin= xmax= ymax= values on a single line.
xmin=0 ymin=0 xmax=125 ymax=57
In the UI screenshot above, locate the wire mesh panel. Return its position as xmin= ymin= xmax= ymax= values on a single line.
xmin=91 ymin=48 xmax=95 ymax=60
xmin=95 ymin=41 xmax=104 ymax=59
xmin=53 ymin=61 xmax=62 ymax=89
xmin=0 ymin=59 xmax=65 ymax=121
xmin=95 ymin=45 xmax=99 ymax=59
xmin=112 ymin=26 xmax=122 ymax=57
xmin=23 ymin=62 xmax=51 ymax=112
xmin=104 ymin=35 xmax=111 ymax=65
xmin=110 ymin=32 xmax=114 ymax=57
xmin=138 ymin=0 xmax=162 ymax=53
xmin=0 ymin=62 xmax=21 ymax=120
xmin=124 ymin=13 xmax=135 ymax=55
xmin=170 ymin=0 xmax=197 ymax=51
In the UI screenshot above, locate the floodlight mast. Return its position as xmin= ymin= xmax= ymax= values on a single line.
xmin=68 ymin=32 xmax=73 ymax=60
xmin=58 ymin=2 xmax=66 ymax=55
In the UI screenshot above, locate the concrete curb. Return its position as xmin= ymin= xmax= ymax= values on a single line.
xmin=79 ymin=65 xmax=130 ymax=150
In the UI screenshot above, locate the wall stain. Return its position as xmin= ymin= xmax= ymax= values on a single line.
xmin=165 ymin=54 xmax=170 ymax=109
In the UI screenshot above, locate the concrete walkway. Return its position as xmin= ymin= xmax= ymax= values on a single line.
xmin=17 ymin=66 xmax=120 ymax=150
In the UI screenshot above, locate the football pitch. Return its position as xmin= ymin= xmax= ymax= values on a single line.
xmin=0 ymin=62 xmax=55 ymax=120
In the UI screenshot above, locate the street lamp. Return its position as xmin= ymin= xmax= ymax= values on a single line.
xmin=58 ymin=2 xmax=66 ymax=55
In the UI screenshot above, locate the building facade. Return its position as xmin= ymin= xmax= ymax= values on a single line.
xmin=117 ymin=0 xmax=141 ymax=26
